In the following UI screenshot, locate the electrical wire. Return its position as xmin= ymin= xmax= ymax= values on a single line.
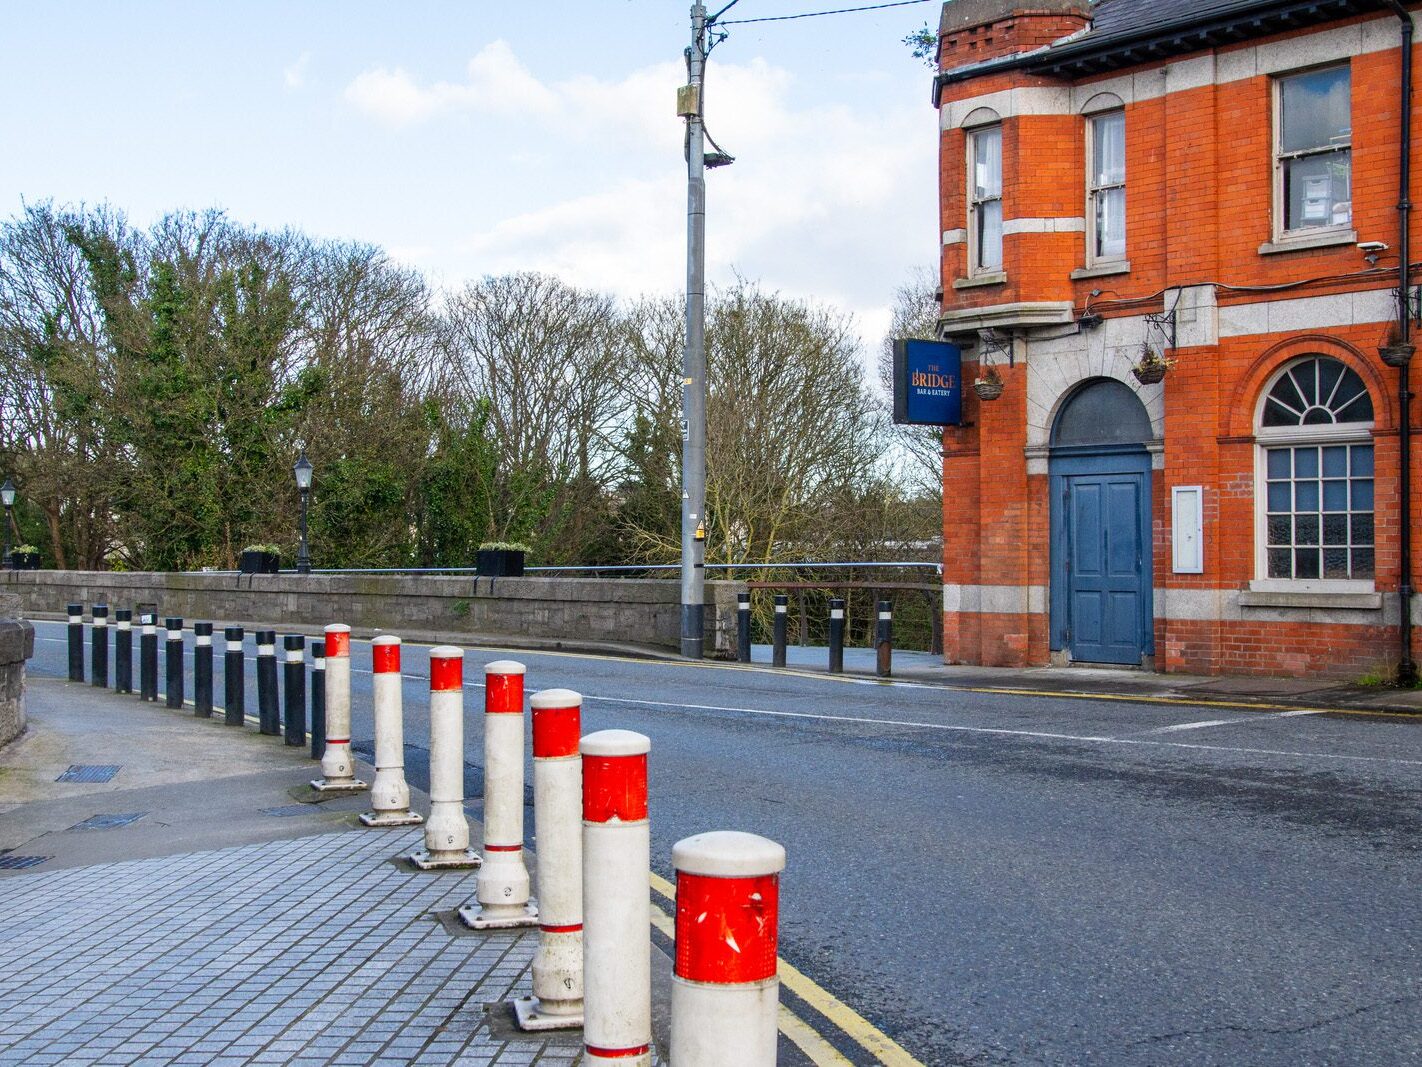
xmin=716 ymin=0 xmax=934 ymax=26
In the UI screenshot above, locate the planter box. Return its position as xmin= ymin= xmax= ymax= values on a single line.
xmin=9 ymin=552 xmax=39 ymax=571
xmin=239 ymin=551 xmax=280 ymax=575
xmin=477 ymin=549 xmax=525 ymax=577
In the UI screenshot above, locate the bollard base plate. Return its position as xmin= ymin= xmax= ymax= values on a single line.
xmin=408 ymin=848 xmax=482 ymax=871
xmin=511 ymin=996 xmax=583 ymax=1032
xmin=310 ymin=778 xmax=369 ymax=793
xmin=359 ymin=809 xmax=425 ymax=827
xmin=458 ymin=900 xmax=539 ymax=930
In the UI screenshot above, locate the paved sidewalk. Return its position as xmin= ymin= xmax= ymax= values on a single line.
xmin=0 ymin=679 xmax=671 ymax=1066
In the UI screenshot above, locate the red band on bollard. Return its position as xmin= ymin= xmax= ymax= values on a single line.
xmin=483 ymin=843 xmax=521 ymax=852
xmin=582 ymin=754 xmax=648 ymax=823
xmin=430 ymin=656 xmax=463 ymax=692
xmin=325 ymin=630 xmax=350 ymax=657
xmin=541 ymin=921 xmax=583 ymax=934
xmin=485 ymin=672 xmax=523 ymax=713
xmin=326 ymin=737 xmax=350 ymax=745
xmin=372 ymin=642 xmax=400 ymax=673
xmin=585 ymin=1045 xmax=652 ymax=1060
xmin=532 ymin=703 xmax=581 ymax=758
xmin=674 ymin=871 xmax=780 ymax=984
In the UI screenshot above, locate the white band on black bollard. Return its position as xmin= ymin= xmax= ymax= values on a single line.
xmin=514 ymin=688 xmax=584 ymax=1031
xmin=582 ymin=729 xmax=653 ymax=1066
xmin=311 ymin=624 xmax=367 ymax=792
xmin=461 ymin=660 xmax=537 ymax=929
xmin=670 ymin=831 xmax=786 ymax=1067
xmin=360 ymin=635 xmax=422 ymax=827
xmin=409 ymin=646 xmax=480 ymax=869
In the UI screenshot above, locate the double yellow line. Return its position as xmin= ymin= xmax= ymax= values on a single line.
xmin=647 ymin=871 xmax=922 ymax=1066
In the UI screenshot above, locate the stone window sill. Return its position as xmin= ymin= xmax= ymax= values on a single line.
xmin=1239 ymin=589 xmax=1381 ymax=611
xmin=1257 ymin=229 xmax=1358 ymax=256
xmin=1069 ymin=261 xmax=1131 ymax=280
xmin=952 ymin=272 xmax=1007 ymax=290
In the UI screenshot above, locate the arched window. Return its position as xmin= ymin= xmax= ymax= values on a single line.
xmin=1257 ymin=356 xmax=1374 ymax=583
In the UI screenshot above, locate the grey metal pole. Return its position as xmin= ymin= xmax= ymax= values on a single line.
xmin=680 ymin=1 xmax=709 ymax=659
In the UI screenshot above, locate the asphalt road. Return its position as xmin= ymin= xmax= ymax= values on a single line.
xmin=28 ymin=620 xmax=1422 ymax=1065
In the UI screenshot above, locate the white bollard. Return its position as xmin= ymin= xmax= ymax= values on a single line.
xmin=582 ymin=729 xmax=652 ymax=1066
xmin=409 ymin=646 xmax=480 ymax=869
xmin=670 ymin=831 xmax=786 ymax=1067
xmin=311 ymin=623 xmax=367 ymax=792
xmin=461 ymin=660 xmax=538 ymax=929
xmin=513 ymin=688 xmax=584 ymax=1031
xmin=360 ymin=635 xmax=422 ymax=827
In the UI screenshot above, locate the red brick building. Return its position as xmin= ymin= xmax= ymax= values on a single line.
xmin=932 ymin=0 xmax=1420 ymax=677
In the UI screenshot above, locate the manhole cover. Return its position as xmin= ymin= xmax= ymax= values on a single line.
xmin=260 ymin=804 xmax=316 ymax=817
xmin=0 ymin=855 xmax=50 ymax=870
xmin=55 ymin=765 xmax=121 ymax=783
xmin=67 ymin=812 xmax=148 ymax=831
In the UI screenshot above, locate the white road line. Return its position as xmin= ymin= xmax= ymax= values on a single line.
xmin=1141 ymin=719 xmax=1236 ymax=734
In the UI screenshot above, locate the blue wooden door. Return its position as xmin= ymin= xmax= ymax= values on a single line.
xmin=1065 ymin=472 xmax=1147 ymax=665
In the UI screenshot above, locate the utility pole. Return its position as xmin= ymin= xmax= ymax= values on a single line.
xmin=679 ymin=2 xmax=709 ymax=659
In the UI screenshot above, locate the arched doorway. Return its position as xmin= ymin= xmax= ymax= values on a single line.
xmin=1048 ymin=378 xmax=1155 ymax=665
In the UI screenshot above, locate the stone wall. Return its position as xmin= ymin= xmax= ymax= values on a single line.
xmin=0 ymin=591 xmax=35 ymax=747
xmin=0 ymin=571 xmax=745 ymax=659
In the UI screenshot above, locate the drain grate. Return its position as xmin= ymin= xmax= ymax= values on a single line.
xmin=260 ymin=804 xmax=316 ymax=818
xmin=55 ymin=765 xmax=122 ymax=784
xmin=0 ymin=854 xmax=50 ymax=870
xmin=67 ymin=812 xmax=148 ymax=831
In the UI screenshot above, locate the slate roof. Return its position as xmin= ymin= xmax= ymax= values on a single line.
xmin=934 ymin=0 xmax=1399 ymax=89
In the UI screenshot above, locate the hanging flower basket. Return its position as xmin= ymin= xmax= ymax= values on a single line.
xmin=973 ymin=368 xmax=1004 ymax=401
xmin=1131 ymin=344 xmax=1174 ymax=385
xmin=1380 ymin=343 xmax=1415 ymax=368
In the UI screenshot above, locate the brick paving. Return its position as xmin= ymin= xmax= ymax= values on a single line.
xmin=0 ymin=828 xmax=598 ymax=1065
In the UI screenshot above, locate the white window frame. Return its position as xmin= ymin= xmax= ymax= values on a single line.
xmin=967 ymin=124 xmax=1003 ymax=277
xmin=1085 ymin=109 xmax=1127 ymax=267
xmin=1272 ymin=64 xmax=1352 ymax=243
xmin=1252 ymin=360 xmax=1375 ymax=592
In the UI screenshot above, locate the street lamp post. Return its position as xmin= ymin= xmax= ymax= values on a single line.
xmin=1 ymin=479 xmax=15 ymax=571
xmin=293 ymin=453 xmax=313 ymax=576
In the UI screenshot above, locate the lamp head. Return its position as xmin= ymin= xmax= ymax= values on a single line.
xmin=293 ymin=453 xmax=313 ymax=491
xmin=0 ymin=478 xmax=14 ymax=508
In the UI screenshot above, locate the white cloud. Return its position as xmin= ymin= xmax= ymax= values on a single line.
xmin=344 ymin=40 xmax=937 ymax=363
xmin=283 ymin=51 xmax=313 ymax=91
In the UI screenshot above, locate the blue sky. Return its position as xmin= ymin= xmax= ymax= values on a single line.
xmin=1 ymin=1 xmax=939 ymax=353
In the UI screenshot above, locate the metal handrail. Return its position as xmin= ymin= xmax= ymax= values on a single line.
xmin=192 ymin=561 xmax=943 ymax=576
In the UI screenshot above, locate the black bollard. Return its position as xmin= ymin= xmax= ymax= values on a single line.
xmin=139 ymin=613 xmax=158 ymax=701
xmin=282 ymin=634 xmax=306 ymax=747
xmin=194 ymin=622 xmax=213 ymax=718
xmin=736 ymin=592 xmax=751 ymax=663
xmin=165 ymin=617 xmax=184 ymax=709
xmin=875 ymin=600 xmax=893 ymax=679
xmin=67 ymin=604 xmax=84 ymax=682
xmin=828 ymin=597 xmax=845 ymax=674
xmin=90 ymin=604 xmax=109 ymax=688
xmin=114 ymin=609 xmax=133 ymax=694
xmin=223 ymin=626 xmax=246 ymax=727
xmin=256 ymin=630 xmax=279 ymax=736
xmin=309 ymin=640 xmax=326 ymax=760
xmin=772 ymin=594 xmax=788 ymax=669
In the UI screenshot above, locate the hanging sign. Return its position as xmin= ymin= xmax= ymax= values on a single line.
xmin=892 ymin=339 xmax=962 ymax=426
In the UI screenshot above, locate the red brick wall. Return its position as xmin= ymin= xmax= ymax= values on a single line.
xmin=937 ymin=8 xmax=1422 ymax=677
